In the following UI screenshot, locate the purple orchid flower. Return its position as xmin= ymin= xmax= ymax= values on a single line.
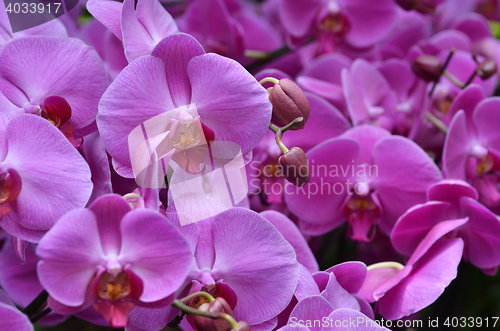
xmin=452 ymin=13 xmax=500 ymax=76
xmin=392 ymin=179 xmax=500 ymax=274
xmin=0 ymin=36 xmax=108 ymax=137
xmin=0 ymin=240 xmax=67 ymax=326
xmin=0 ymin=289 xmax=33 ymax=331
xmin=284 ymin=125 xmax=442 ymax=240
xmin=279 ymin=0 xmax=398 ymax=53
xmin=275 ymin=261 xmax=374 ymax=328
xmin=359 ymin=220 xmax=464 ymax=320
xmin=436 ymin=0 xmax=500 ymax=30
xmin=342 ymin=59 xmax=397 ymax=132
xmin=442 ymin=85 xmax=500 ymax=210
xmin=277 ymin=297 xmax=387 ymax=331
xmin=36 ymin=194 xmax=193 ymax=328
xmin=177 ymin=0 xmax=283 ymax=62
xmin=313 ymin=262 xmax=373 ymax=319
xmin=98 ymin=33 xmax=271 ymax=179
xmin=378 ymin=58 xmax=427 ymax=137
xmin=87 ymin=0 xmax=178 ymax=62
xmin=0 ymin=114 xmax=92 ymax=244
xmin=164 ymin=207 xmax=299 ymax=329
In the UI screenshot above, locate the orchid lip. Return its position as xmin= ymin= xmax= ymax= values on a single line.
xmin=0 ymin=168 xmax=22 ymax=205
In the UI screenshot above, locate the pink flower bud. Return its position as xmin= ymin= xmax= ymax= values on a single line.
xmin=477 ymin=59 xmax=497 ymax=80
xmin=278 ymin=147 xmax=310 ymax=187
xmin=411 ymin=55 xmax=442 ymax=82
xmin=269 ymin=78 xmax=310 ymax=130
xmin=193 ymin=298 xmax=234 ymax=331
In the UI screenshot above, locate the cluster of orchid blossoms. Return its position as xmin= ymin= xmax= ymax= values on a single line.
xmin=3 ymin=0 xmax=500 ymax=330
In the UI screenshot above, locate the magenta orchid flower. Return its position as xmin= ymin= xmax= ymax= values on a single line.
xmin=87 ymin=0 xmax=178 ymax=62
xmin=285 ymin=125 xmax=442 ymax=240
xmin=0 ymin=36 xmax=108 ymax=137
xmin=359 ymin=221 xmax=464 ymax=320
xmin=452 ymin=13 xmax=500 ymax=76
xmin=98 ymin=33 xmax=271 ymax=179
xmin=392 ymin=179 xmax=500 ymax=274
xmin=313 ymin=262 xmax=373 ymax=319
xmin=36 ymin=194 xmax=193 ymax=328
xmin=277 ymin=298 xmax=387 ymax=331
xmin=0 ymin=114 xmax=92 ymax=244
xmin=279 ymin=0 xmax=398 ymax=53
xmin=442 ymin=85 xmax=500 ymax=210
xmin=276 ymin=261 xmax=374 ymax=328
xmin=378 ymin=58 xmax=427 ymax=137
xmin=341 ymin=59 xmax=397 ymax=132
xmin=0 ymin=289 xmax=33 ymax=331
xmin=167 ymin=207 xmax=299 ymax=329
xmin=178 ymin=0 xmax=283 ymax=62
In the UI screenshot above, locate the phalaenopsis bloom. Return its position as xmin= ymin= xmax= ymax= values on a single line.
xmin=0 ymin=36 xmax=108 ymax=139
xmin=442 ymin=85 xmax=500 ymax=211
xmin=98 ymin=33 xmax=271 ymax=179
xmin=285 ymin=125 xmax=442 ymax=241
xmin=392 ymin=179 xmax=500 ymax=274
xmin=3 ymin=0 xmax=500 ymax=330
xmin=37 ymin=194 xmax=193 ymax=327
xmin=0 ymin=115 xmax=92 ymax=247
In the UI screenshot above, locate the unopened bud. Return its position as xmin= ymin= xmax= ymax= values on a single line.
xmin=193 ymin=298 xmax=233 ymax=331
xmin=269 ymin=78 xmax=310 ymax=130
xmin=395 ymin=0 xmax=436 ymax=13
xmin=233 ymin=322 xmax=251 ymax=331
xmin=476 ymin=59 xmax=497 ymax=80
xmin=278 ymin=147 xmax=310 ymax=187
xmin=412 ymin=55 xmax=442 ymax=82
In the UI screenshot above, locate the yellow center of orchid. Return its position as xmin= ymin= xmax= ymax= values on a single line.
xmin=97 ymin=272 xmax=131 ymax=301
xmin=476 ymin=155 xmax=494 ymax=176
xmin=171 ymin=123 xmax=203 ymax=151
xmin=318 ymin=14 xmax=349 ymax=35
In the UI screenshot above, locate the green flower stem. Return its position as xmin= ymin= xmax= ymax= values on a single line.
xmin=275 ymin=131 xmax=289 ymax=154
xmin=30 ymin=308 xmax=52 ymax=323
xmin=443 ymin=71 xmax=465 ymax=88
xmin=269 ymin=123 xmax=280 ymax=133
xmin=171 ymin=299 xmax=239 ymax=329
xmin=429 ymin=48 xmax=455 ymax=97
xmin=180 ymin=292 xmax=215 ymax=305
xmin=23 ymin=290 xmax=48 ymax=317
xmin=281 ymin=117 xmax=304 ymax=133
xmin=425 ymin=112 xmax=448 ymax=134
xmin=259 ymin=77 xmax=280 ymax=85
